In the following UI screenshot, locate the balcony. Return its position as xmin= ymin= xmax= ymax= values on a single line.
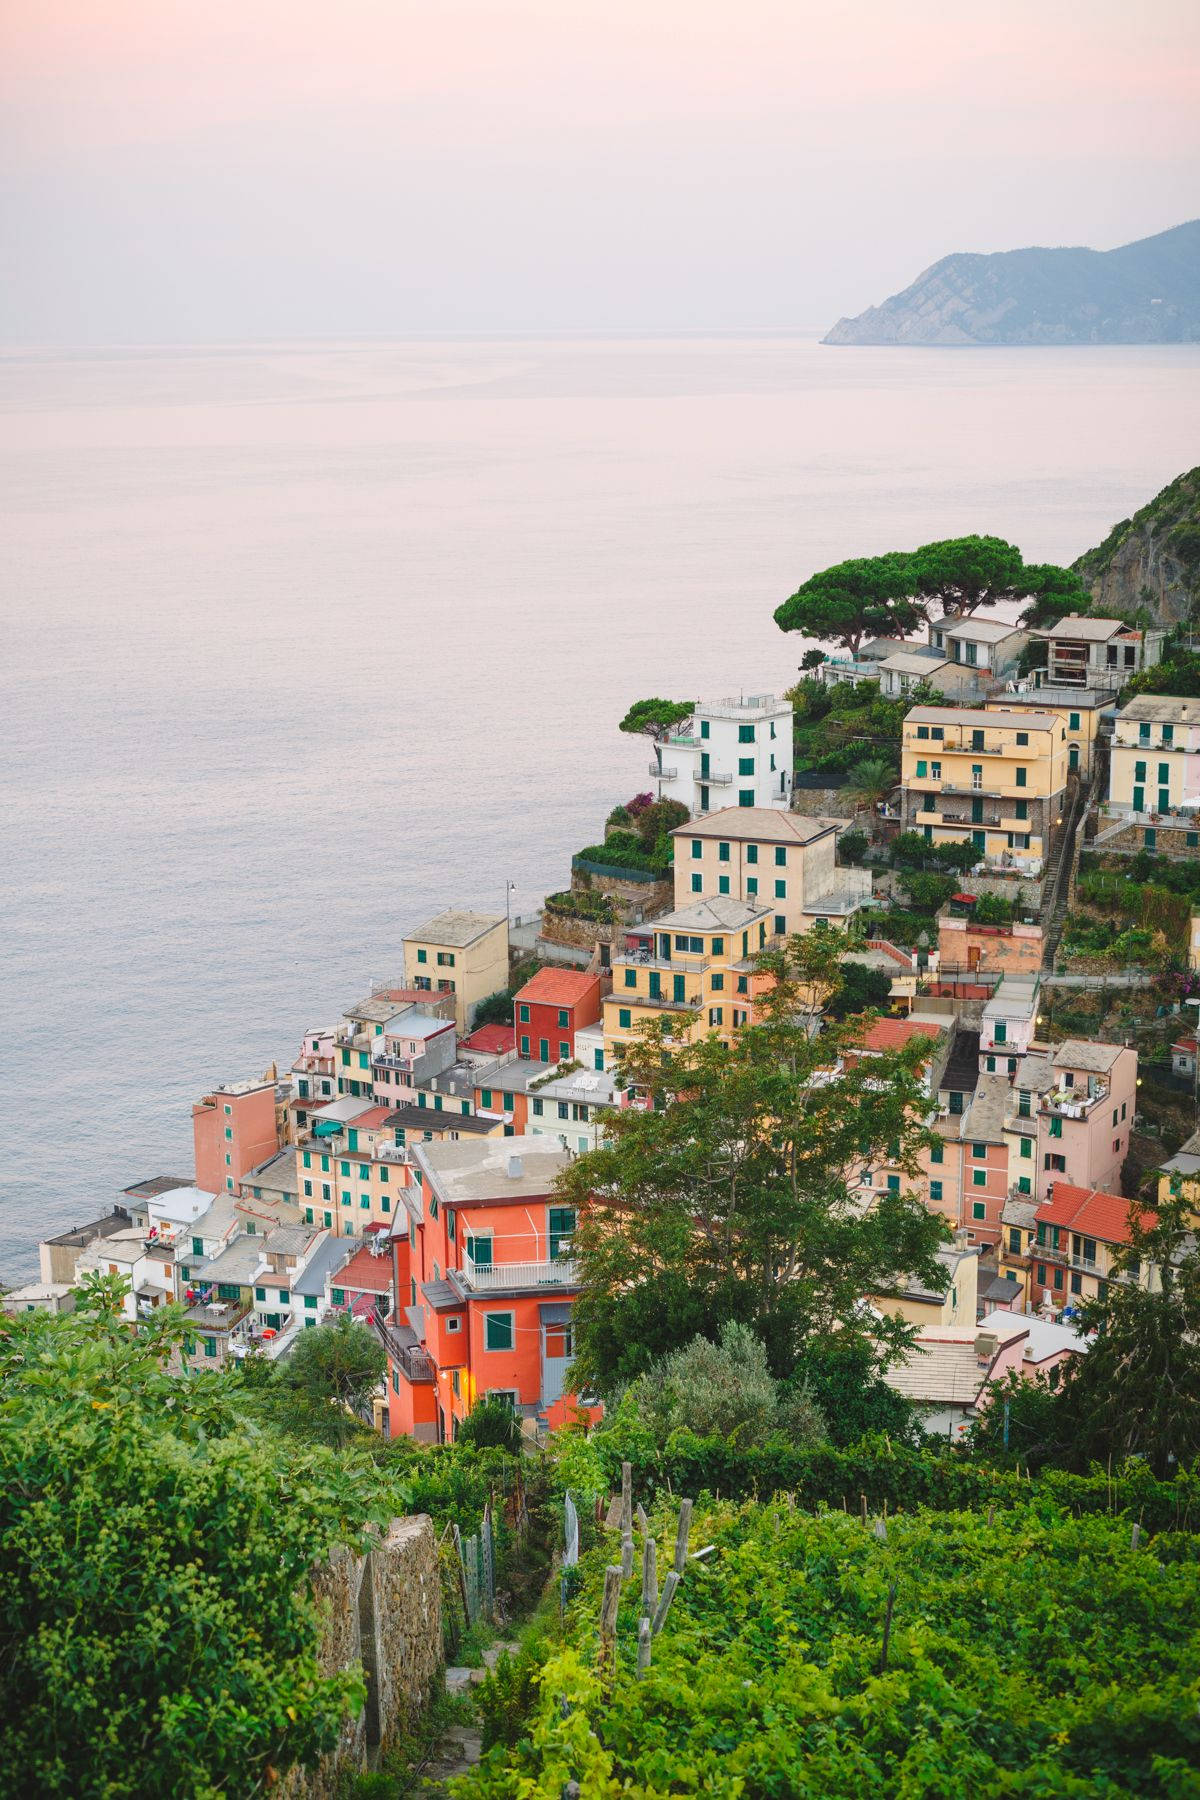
xmin=649 ymin=762 xmax=678 ymax=779
xmin=694 ymin=770 xmax=733 ymax=786
xmin=459 ymin=1251 xmax=578 ymax=1291
xmin=373 ymin=1050 xmax=414 ymax=1072
xmin=1041 ymin=1084 xmax=1108 ymax=1120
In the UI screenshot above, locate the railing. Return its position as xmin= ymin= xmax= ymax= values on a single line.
xmin=649 ymin=762 xmax=678 ymax=779
xmin=1041 ymin=1084 xmax=1108 ymax=1118
xmin=694 ymin=770 xmax=733 ymax=785
xmin=459 ymin=1253 xmax=578 ymax=1291
xmin=373 ymin=1051 xmax=414 ymax=1072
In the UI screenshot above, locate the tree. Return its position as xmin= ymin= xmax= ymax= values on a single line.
xmin=775 ymin=553 xmax=923 ymax=658
xmin=0 ymin=1281 xmax=387 ymax=1796
xmin=473 ymin=989 xmax=516 ymax=1028
xmin=632 ymin=1321 xmax=826 ymax=1449
xmin=822 ymin=959 xmax=894 ymax=1020
xmin=1018 ymin=561 xmax=1095 ymax=627
xmin=909 ymin=535 xmax=1026 ymax=616
xmin=618 ymin=697 xmax=695 ymax=741
xmin=1052 ymin=1197 xmax=1200 ymax=1477
xmin=836 ymin=827 xmax=869 ymax=866
xmin=555 ymin=933 xmax=949 ymax=1393
xmin=841 ymin=756 xmax=897 ymax=816
xmin=275 ymin=1313 xmax=388 ymax=1446
xmin=631 ymin=797 xmax=689 ymax=847
xmin=457 ymin=1394 xmax=523 ymax=1452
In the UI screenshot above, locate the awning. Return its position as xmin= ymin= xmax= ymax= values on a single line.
xmin=539 ymin=1301 xmax=573 ymax=1324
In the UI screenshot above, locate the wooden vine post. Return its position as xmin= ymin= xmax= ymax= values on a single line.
xmin=599 ymin=1565 xmax=622 ymax=1676
xmin=674 ymin=1499 xmax=693 ymax=1574
xmin=641 ymin=1535 xmax=658 ymax=1616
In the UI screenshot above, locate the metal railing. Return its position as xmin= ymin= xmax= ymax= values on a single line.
xmin=649 ymin=762 xmax=678 ymax=779
xmin=694 ymin=770 xmax=733 ymax=785
xmin=459 ymin=1252 xmax=578 ymax=1291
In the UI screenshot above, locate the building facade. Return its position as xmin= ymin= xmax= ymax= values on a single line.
xmin=901 ymin=704 xmax=1069 ymax=875
xmin=193 ymin=1079 xmax=280 ymax=1197
xmin=1108 ymin=694 xmax=1200 ymax=821
xmin=403 ymin=910 xmax=509 ymax=1032
xmin=512 ymin=967 xmax=606 ymax=1064
xmin=650 ymin=695 xmax=793 ymax=818
xmin=670 ymin=806 xmax=870 ymax=934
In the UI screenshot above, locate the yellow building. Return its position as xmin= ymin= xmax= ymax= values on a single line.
xmin=900 ymin=705 xmax=1069 ymax=875
xmin=1108 ymin=695 xmax=1200 ymax=821
xmin=989 ymin=690 xmax=1107 ymax=778
xmin=669 ymin=807 xmax=871 ymax=934
xmin=602 ymin=897 xmax=771 ymax=1064
xmin=296 ymin=1105 xmax=504 ymax=1237
xmin=402 ymin=909 xmax=509 ymax=1033
xmin=869 ymin=1239 xmax=979 ymax=1330
xmin=1158 ymin=1128 xmax=1200 ymax=1219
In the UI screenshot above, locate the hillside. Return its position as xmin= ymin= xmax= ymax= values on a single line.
xmin=823 ymin=219 xmax=1200 ymax=346
xmin=1074 ymin=465 xmax=1200 ymax=625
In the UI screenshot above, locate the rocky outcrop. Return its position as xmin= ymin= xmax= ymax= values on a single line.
xmin=1073 ymin=467 xmax=1200 ymax=627
xmin=824 ymin=220 xmax=1200 ymax=347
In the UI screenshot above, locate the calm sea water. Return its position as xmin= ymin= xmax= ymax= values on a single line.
xmin=2 ymin=336 xmax=1198 ymax=1280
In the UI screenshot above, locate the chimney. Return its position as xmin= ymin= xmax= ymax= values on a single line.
xmin=506 ymin=1154 xmax=523 ymax=1180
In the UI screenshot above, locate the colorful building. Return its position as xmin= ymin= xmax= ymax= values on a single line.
xmin=513 ymin=967 xmax=605 ymax=1063
xmin=1017 ymin=1181 xmax=1158 ymax=1313
xmin=1108 ymin=694 xmax=1200 ymax=824
xmin=402 ymin=910 xmax=509 ymax=1033
xmin=380 ymin=1136 xmax=587 ymax=1444
xmin=193 ymin=1078 xmax=281 ymax=1197
xmin=669 ymin=806 xmax=870 ymax=935
xmin=901 ymin=704 xmax=1069 ymax=875
xmin=992 ymin=689 xmax=1109 ymax=778
xmin=603 ymin=897 xmax=773 ymax=1064
xmin=370 ymin=1006 xmax=458 ymax=1111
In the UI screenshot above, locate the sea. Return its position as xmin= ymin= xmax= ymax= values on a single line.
xmin=2 ymin=334 xmax=1199 ymax=1281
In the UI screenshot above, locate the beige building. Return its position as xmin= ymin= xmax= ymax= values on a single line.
xmin=403 ymin=910 xmax=509 ymax=1033
xmin=869 ymin=1238 xmax=979 ymax=1330
xmin=603 ymin=897 xmax=773 ymax=1064
xmin=901 ymin=704 xmax=1069 ymax=875
xmin=991 ymin=689 xmax=1109 ymax=778
xmin=669 ymin=807 xmax=870 ymax=935
xmin=1108 ymin=694 xmax=1200 ymax=822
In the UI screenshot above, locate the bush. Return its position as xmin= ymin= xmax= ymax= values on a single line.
xmin=457 ymin=1396 xmax=523 ymax=1453
xmin=898 ymin=870 xmax=957 ymax=913
xmin=632 ymin=797 xmax=689 ymax=847
xmin=838 ymin=828 xmax=869 ymax=866
xmin=823 ymin=960 xmax=894 ymax=1020
xmin=544 ymin=889 xmax=616 ymax=924
xmin=632 ymin=1321 xmax=825 ymax=1451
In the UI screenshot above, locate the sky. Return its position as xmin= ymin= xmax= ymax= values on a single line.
xmin=2 ymin=0 xmax=1198 ymax=342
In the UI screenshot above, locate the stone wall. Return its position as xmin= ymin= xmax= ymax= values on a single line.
xmin=284 ymin=1514 xmax=441 ymax=1798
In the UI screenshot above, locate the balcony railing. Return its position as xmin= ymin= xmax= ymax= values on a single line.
xmin=373 ymin=1051 xmax=414 ymax=1072
xmin=1041 ymin=1084 xmax=1108 ymax=1119
xmin=459 ymin=1252 xmax=578 ymax=1291
xmin=649 ymin=762 xmax=678 ymax=779
xmin=694 ymin=770 xmax=733 ymax=786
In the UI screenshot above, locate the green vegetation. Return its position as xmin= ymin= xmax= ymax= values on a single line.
xmin=836 ymin=826 xmax=870 ymax=866
xmin=543 ymin=888 xmax=616 ymax=924
xmin=627 ymin=1320 xmax=826 ymax=1452
xmin=1126 ymin=643 xmax=1200 ymax=698
xmin=0 ymin=1276 xmax=395 ymax=1798
xmin=1075 ymin=465 xmax=1200 ymax=618
xmin=840 ymin=755 xmax=898 ymax=814
xmin=889 ymin=830 xmax=980 ymax=874
xmin=460 ymin=1495 xmax=1200 ymax=1800
xmin=575 ymin=832 xmax=670 ymax=877
xmin=775 ymin=536 xmax=1086 ymax=651
xmin=786 ymin=677 xmax=915 ymax=777
xmin=554 ymin=928 xmax=949 ymax=1392
xmin=823 ymin=958 xmax=894 ymax=1019
xmin=471 ymin=957 xmax=541 ymax=1029
xmin=617 ymin=697 xmax=695 ymax=740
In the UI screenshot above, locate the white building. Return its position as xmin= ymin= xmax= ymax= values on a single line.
xmin=928 ymin=615 xmax=1029 ymax=679
xmin=650 ymin=694 xmax=792 ymax=818
xmin=527 ymin=1064 xmax=616 ymax=1154
xmin=1030 ymin=617 xmax=1167 ymax=691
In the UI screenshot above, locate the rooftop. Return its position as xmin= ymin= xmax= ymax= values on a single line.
xmin=879 ymin=650 xmax=951 ymax=675
xmin=1037 ymin=1181 xmax=1153 ymax=1248
xmin=1035 ymin=616 xmax=1126 ymax=642
xmin=905 ymin=704 xmax=1058 ymax=732
xmin=1117 ymin=694 xmax=1199 ymax=722
xmin=291 ymin=1235 xmax=355 ymax=1296
xmin=1054 ymin=1039 xmax=1124 ymax=1074
xmin=413 ymin=1134 xmax=572 ymax=1207
xmin=382 ymin=1008 xmax=456 ymax=1042
xmin=343 ymin=995 xmax=405 ymax=1026
xmin=245 ymin=1150 xmax=300 ymax=1193
xmin=855 ymin=1018 xmax=945 ymax=1055
xmin=336 ymin=1242 xmax=395 ymax=1294
xmin=883 ymin=1321 xmax=1026 ymax=1406
xmin=42 ymin=1208 xmax=132 ymax=1250
xmin=406 ymin=909 xmax=507 ymax=949
xmin=513 ymin=967 xmax=602 ymax=1006
xmin=311 ymin=1097 xmax=378 ymax=1126
xmin=459 ymin=1024 xmax=517 ymax=1056
xmin=1002 ymin=688 xmax=1110 ymax=711
xmin=120 ymin=1176 xmax=193 ymax=1203
xmin=672 ymin=807 xmax=840 ymax=846
xmin=979 ymin=1308 xmax=1088 ymax=1363
xmin=645 ymin=896 xmax=773 ymax=933
xmin=936 ymin=616 xmax=1024 ymax=643
xmin=192 ymin=1235 xmax=265 ymax=1286
xmin=384 ymin=1104 xmax=499 ymax=1135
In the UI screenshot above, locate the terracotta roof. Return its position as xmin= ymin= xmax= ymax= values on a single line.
xmin=1172 ymin=1037 xmax=1198 ymax=1056
xmin=460 ymin=1024 xmax=517 ymax=1054
xmin=336 ymin=1245 xmax=395 ymax=1293
xmin=857 ymin=1018 xmax=945 ymax=1054
xmin=513 ymin=968 xmax=601 ymax=1006
xmin=1036 ymin=1181 xmax=1155 ymax=1247
xmin=346 ymin=1106 xmax=393 ymax=1130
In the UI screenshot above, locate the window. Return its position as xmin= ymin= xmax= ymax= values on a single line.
xmin=994 ymin=1020 xmax=1007 ymax=1044
xmin=738 ymin=757 xmax=754 ymax=776
xmin=973 ymin=1169 xmax=987 ymax=1187
xmin=416 ymin=948 xmax=427 ymax=963
xmin=718 ymin=841 xmax=730 ymax=862
xmin=618 ymin=1008 xmax=631 ymax=1030
xmin=1019 ymin=1136 xmax=1032 ymax=1159
xmin=972 ymin=1142 xmax=986 ymax=1159
xmin=532 ymin=1097 xmax=544 ymax=1117
xmin=774 ymin=879 xmax=786 ymax=899
xmin=917 ymin=724 xmax=929 ymax=739
xmin=746 ymin=877 xmax=758 ymax=896
xmin=710 ymin=972 xmax=724 ymax=992
xmin=948 ymin=1093 xmax=964 ymax=1116
xmin=255 ymin=1285 xmax=266 ymax=1302
xmin=738 ymin=789 xmax=754 ymax=807
xmin=1145 ymin=828 xmax=1157 ymax=848
xmin=746 ymin=844 xmax=758 ymax=864
xmin=539 ymin=1037 xmax=549 ymax=1060
xmin=1014 ymin=799 xmax=1028 ymax=820
xmin=886 ymin=1174 xmax=900 ymax=1193
xmin=711 ymin=936 xmax=724 ymax=954
xmin=774 ymin=846 xmax=787 ymax=866
xmin=203 ymin=1338 xmax=217 ymax=1358
xmin=916 ymin=759 xmax=927 ymax=779
xmin=437 ymin=951 xmax=455 ymax=967
xmin=709 ymin=1006 xmax=724 ymax=1026
xmin=484 ymin=1312 xmax=514 ymax=1352
xmin=557 ymin=1008 xmax=570 ymax=1028
xmin=303 ymin=1178 xmax=313 ymax=1197
xmin=972 ymin=1201 xmax=987 ymax=1220
xmin=718 ymin=875 xmax=730 ymax=895
xmin=1015 ymin=767 xmax=1027 ymax=787
xmin=930 ymin=1144 xmax=943 ymax=1165
xmin=192 ymin=1236 xmax=204 ymax=1257
xmin=738 ymin=724 xmax=755 ymax=743
xmin=700 ymin=719 xmax=709 ymax=739
xmin=223 ymin=1125 xmax=232 ymax=1140
xmin=673 ymin=974 xmax=686 ymax=1002
xmin=549 ymin=1205 xmax=576 ymax=1258
xmin=1036 ymin=1263 xmax=1046 ymax=1285
xmin=557 ymin=1100 xmax=569 ymax=1120
xmin=691 ymin=838 xmax=702 ymax=859
xmin=930 ymin=1180 xmax=943 ymax=1201
xmin=1016 ymin=731 xmax=1028 ymax=746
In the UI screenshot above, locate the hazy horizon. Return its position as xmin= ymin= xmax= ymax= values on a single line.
xmin=3 ymin=0 xmax=1198 ymax=344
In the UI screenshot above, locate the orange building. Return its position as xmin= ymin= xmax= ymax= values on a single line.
xmin=379 ymin=1135 xmax=594 ymax=1444
xmin=193 ymin=1079 xmax=280 ymax=1197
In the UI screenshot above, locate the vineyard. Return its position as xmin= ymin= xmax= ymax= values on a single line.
xmin=461 ymin=1493 xmax=1200 ymax=1798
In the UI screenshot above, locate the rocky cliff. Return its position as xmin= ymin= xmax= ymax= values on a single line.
xmin=1073 ymin=467 xmax=1200 ymax=627
xmin=824 ymin=220 xmax=1200 ymax=347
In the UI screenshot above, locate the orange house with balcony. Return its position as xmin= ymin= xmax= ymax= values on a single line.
xmin=379 ymin=1134 xmax=596 ymax=1443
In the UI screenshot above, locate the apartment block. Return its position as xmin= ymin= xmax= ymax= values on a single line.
xmin=1108 ymin=694 xmax=1200 ymax=822
xmin=669 ymin=806 xmax=870 ymax=934
xmin=193 ymin=1079 xmax=280 ymax=1197
xmin=403 ymin=910 xmax=509 ymax=1032
xmin=513 ymin=967 xmax=605 ymax=1064
xmin=603 ymin=897 xmax=772 ymax=1065
xmin=901 ymin=704 xmax=1069 ymax=875
xmin=993 ymin=689 xmax=1109 ymax=777
xmin=650 ymin=694 xmax=793 ymax=818
xmin=928 ymin=614 xmax=1028 ymax=678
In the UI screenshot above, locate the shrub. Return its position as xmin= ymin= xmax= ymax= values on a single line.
xmin=838 ymin=828 xmax=869 ymax=866
xmin=457 ymin=1395 xmax=523 ymax=1454
xmin=632 ymin=1322 xmax=824 ymax=1450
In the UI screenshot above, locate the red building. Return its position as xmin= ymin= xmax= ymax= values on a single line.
xmin=193 ymin=1079 xmax=280 ymax=1197
xmin=512 ymin=968 xmax=605 ymax=1065
xmin=379 ymin=1134 xmax=596 ymax=1443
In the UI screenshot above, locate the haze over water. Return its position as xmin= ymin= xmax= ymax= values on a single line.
xmin=2 ymin=335 xmax=1198 ymax=1279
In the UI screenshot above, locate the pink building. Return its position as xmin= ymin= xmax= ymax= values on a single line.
xmin=1032 ymin=1041 xmax=1137 ymax=1204
xmin=193 ymin=1080 xmax=279 ymax=1197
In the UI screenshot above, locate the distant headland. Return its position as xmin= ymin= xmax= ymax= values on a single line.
xmin=823 ymin=219 xmax=1200 ymax=347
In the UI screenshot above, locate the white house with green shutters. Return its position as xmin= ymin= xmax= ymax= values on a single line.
xmin=650 ymin=694 xmax=793 ymax=818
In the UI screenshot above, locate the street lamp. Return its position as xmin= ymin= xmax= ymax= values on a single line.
xmin=505 ymin=880 xmax=517 ymax=931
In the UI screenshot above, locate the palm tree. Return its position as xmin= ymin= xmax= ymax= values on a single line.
xmin=841 ymin=757 xmax=897 ymax=831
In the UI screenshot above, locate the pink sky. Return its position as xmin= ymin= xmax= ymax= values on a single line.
xmin=3 ymin=0 xmax=1198 ymax=339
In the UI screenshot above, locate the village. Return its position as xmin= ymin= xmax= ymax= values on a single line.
xmin=11 ymin=603 xmax=1200 ymax=1446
